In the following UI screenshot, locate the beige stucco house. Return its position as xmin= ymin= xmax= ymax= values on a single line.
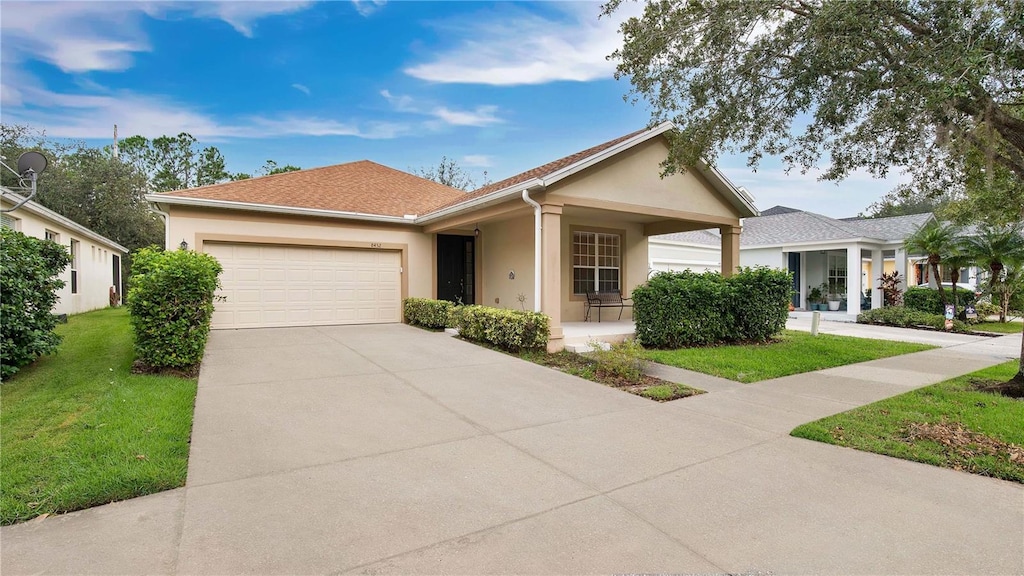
xmin=147 ymin=123 xmax=758 ymax=351
xmin=2 ymin=189 xmax=128 ymax=315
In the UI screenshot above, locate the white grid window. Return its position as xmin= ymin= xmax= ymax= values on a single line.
xmin=70 ymin=239 xmax=80 ymax=294
xmin=573 ymin=231 xmax=621 ymax=294
xmin=827 ymin=253 xmax=847 ymax=294
xmin=45 ymin=229 xmax=59 ymax=242
xmin=1 ymin=214 xmax=19 ymax=230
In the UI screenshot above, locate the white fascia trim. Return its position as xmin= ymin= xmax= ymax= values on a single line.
xmin=537 ymin=122 xmax=676 ymax=187
xmin=696 ymin=162 xmax=759 ymax=217
xmin=146 ymin=194 xmax=415 ymax=225
xmin=415 ymin=178 xmax=545 ymax=224
xmin=1 ymin=188 xmax=128 ymax=253
xmin=648 ymin=238 xmax=721 ymax=249
xmin=742 ymin=237 xmax=885 ymax=251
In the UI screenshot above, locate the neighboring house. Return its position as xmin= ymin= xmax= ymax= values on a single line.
xmin=147 ymin=123 xmax=758 ymax=351
xmin=650 ymin=207 xmax=980 ymax=316
xmin=1 ymin=189 xmax=128 ymax=315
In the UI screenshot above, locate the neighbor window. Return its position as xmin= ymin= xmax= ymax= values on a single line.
xmin=70 ymin=239 xmax=79 ymax=294
xmin=827 ymin=253 xmax=847 ymax=294
xmin=1 ymin=214 xmax=19 ymax=230
xmin=45 ymin=229 xmax=59 ymax=242
xmin=573 ymin=231 xmax=621 ymax=294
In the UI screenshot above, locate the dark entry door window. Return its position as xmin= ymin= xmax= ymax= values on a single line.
xmin=787 ymin=252 xmax=801 ymax=308
xmin=437 ymin=234 xmax=475 ymax=304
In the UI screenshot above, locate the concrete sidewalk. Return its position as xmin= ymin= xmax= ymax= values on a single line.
xmin=3 ymin=326 xmax=1022 ymax=575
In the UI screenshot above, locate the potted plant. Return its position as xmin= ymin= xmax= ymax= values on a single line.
xmin=826 ymin=282 xmax=843 ymax=311
xmin=808 ymin=286 xmax=823 ymax=310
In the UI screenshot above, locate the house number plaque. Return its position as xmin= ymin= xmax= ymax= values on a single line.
xmin=369 ymin=242 xmax=383 ymax=249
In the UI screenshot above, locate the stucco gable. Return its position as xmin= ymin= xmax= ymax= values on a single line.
xmin=544 ymin=138 xmax=743 ymax=220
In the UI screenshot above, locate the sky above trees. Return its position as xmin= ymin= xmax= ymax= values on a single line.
xmin=0 ymin=0 xmax=913 ymax=218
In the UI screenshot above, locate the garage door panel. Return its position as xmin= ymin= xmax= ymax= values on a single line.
xmin=207 ymin=242 xmax=401 ymax=329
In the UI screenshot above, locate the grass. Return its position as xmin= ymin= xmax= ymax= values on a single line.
xmin=0 ymin=308 xmax=198 ymax=525
xmin=972 ymin=321 xmax=1024 ymax=334
xmin=644 ymin=330 xmax=935 ymax=383
xmin=791 ymin=361 xmax=1024 ymax=483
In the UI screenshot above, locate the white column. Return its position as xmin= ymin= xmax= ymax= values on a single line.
xmin=895 ymin=248 xmax=908 ymax=292
xmin=871 ymin=249 xmax=883 ymax=309
xmin=846 ymin=245 xmax=861 ymax=315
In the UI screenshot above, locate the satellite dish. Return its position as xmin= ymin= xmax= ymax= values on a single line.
xmin=17 ymin=151 xmax=47 ymax=175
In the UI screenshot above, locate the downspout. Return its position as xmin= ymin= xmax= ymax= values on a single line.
xmin=149 ymin=203 xmax=171 ymax=250
xmin=521 ymin=189 xmax=542 ymax=312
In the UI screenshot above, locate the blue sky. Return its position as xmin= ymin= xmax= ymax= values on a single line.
xmin=1 ymin=0 xmax=905 ymax=217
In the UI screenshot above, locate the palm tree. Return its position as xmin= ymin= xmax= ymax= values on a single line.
xmin=943 ymin=248 xmax=973 ymax=314
xmin=961 ymin=223 xmax=1024 ymax=322
xmin=904 ymin=220 xmax=959 ymax=306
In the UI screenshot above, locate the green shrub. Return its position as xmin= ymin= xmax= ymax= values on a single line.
xmin=974 ymin=300 xmax=1001 ymax=318
xmin=632 ymin=267 xmax=791 ymax=348
xmin=727 ymin=266 xmax=793 ymax=341
xmin=452 ymin=305 xmax=549 ymax=351
xmin=127 ymin=247 xmax=222 ymax=370
xmin=904 ymin=286 xmax=977 ymax=316
xmin=0 ymin=228 xmax=72 ymax=379
xmin=403 ymin=298 xmax=457 ymax=329
xmin=589 ymin=339 xmax=648 ymax=382
xmin=857 ymin=305 xmax=970 ymax=333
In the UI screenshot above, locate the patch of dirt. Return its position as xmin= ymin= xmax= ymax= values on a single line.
xmin=131 ymin=360 xmax=199 ymax=379
xmin=971 ymin=376 xmax=1024 ymax=399
xmin=902 ymin=421 xmax=1024 ymax=469
xmin=525 ymin=351 xmax=703 ymax=401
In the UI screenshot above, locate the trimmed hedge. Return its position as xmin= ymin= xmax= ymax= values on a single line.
xmin=0 ymin=228 xmax=72 ymax=379
xmin=127 ymin=247 xmax=223 ymax=370
xmin=857 ymin=306 xmax=970 ymax=333
xmin=632 ymin=267 xmax=791 ymax=349
xmin=903 ymin=286 xmax=977 ymax=316
xmin=403 ymin=297 xmax=457 ymax=329
xmin=450 ymin=305 xmax=549 ymax=351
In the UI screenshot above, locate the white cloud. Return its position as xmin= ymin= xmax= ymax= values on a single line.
xmin=0 ymin=1 xmax=313 ymax=72
xmin=351 ymin=0 xmax=387 ymax=17
xmin=404 ymin=2 xmax=643 ymax=85
xmin=1 ymin=79 xmax=406 ymax=141
xmin=431 ymin=105 xmax=501 ymax=127
xmin=462 ymin=155 xmax=493 ymax=168
xmin=380 ymin=89 xmax=503 ymax=128
xmin=291 ymin=83 xmax=311 ymax=95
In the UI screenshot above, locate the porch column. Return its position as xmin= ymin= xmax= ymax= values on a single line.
xmin=871 ymin=248 xmax=883 ymax=309
xmin=541 ymin=203 xmax=563 ymax=352
xmin=846 ymin=244 xmax=862 ymax=316
xmin=720 ymin=225 xmax=741 ymax=277
xmin=895 ymin=247 xmax=908 ymax=292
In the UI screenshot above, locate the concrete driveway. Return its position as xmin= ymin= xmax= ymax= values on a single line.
xmin=3 ymin=324 xmax=1023 ymax=575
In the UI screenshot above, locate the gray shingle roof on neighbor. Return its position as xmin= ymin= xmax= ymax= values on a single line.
xmin=654 ymin=207 xmax=934 ymax=247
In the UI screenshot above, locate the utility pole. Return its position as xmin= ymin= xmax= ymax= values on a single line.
xmin=113 ymin=124 xmax=119 ymax=159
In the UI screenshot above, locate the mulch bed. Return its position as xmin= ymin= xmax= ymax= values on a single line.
xmin=971 ymin=376 xmax=1024 ymax=399
xmin=526 ymin=351 xmax=703 ymax=402
xmin=130 ymin=360 xmax=200 ymax=379
xmin=902 ymin=421 xmax=1024 ymax=470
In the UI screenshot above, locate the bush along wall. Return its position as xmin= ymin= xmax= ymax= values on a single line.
xmin=632 ymin=267 xmax=792 ymax=349
xmin=450 ymin=305 xmax=550 ymax=352
xmin=403 ymin=297 xmax=457 ymax=330
xmin=857 ymin=306 xmax=970 ymax=333
xmin=127 ymin=247 xmax=223 ymax=371
xmin=903 ymin=286 xmax=977 ymax=317
xmin=0 ymin=228 xmax=72 ymax=380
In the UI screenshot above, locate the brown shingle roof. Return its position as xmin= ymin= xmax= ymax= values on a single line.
xmin=157 ymin=160 xmax=466 ymax=218
xmin=426 ymin=128 xmax=650 ymax=213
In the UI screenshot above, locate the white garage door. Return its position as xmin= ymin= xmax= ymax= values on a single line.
xmin=205 ymin=242 xmax=401 ymax=329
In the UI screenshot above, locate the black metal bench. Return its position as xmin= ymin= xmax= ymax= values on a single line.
xmin=584 ymin=290 xmax=632 ymax=322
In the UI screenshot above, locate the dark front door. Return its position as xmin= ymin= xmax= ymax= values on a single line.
xmin=437 ymin=234 xmax=475 ymax=304
xmin=112 ymin=255 xmax=121 ymax=297
xmin=788 ymin=252 xmax=801 ymax=308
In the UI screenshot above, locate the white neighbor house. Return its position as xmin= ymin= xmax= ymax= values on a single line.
xmin=650 ymin=206 xmax=980 ymax=316
xmin=2 ymin=189 xmax=128 ymax=315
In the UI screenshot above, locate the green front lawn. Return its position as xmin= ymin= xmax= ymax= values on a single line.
xmin=791 ymin=362 xmax=1024 ymax=483
xmin=973 ymin=321 xmax=1024 ymax=334
xmin=644 ymin=330 xmax=935 ymax=383
xmin=0 ymin=308 xmax=198 ymax=525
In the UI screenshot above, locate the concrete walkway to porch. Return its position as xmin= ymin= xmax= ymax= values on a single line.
xmin=2 ymin=325 xmax=1021 ymax=575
